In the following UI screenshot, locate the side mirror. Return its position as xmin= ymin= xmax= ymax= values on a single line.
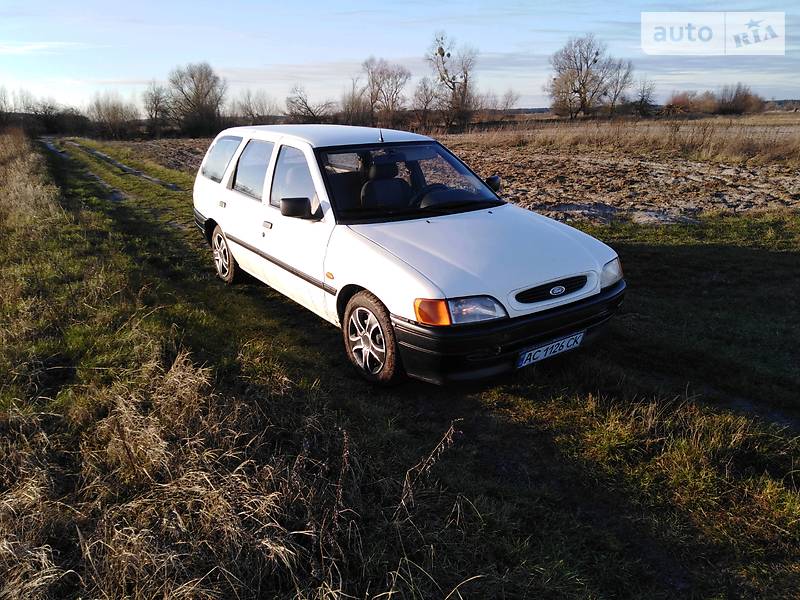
xmin=280 ymin=197 xmax=319 ymax=220
xmin=485 ymin=175 xmax=501 ymax=192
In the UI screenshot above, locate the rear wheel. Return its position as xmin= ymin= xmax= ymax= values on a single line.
xmin=343 ymin=291 xmax=402 ymax=384
xmin=211 ymin=225 xmax=239 ymax=284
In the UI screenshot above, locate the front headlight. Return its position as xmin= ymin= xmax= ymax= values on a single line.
xmin=447 ymin=296 xmax=508 ymax=325
xmin=600 ymin=257 xmax=623 ymax=288
xmin=414 ymin=296 xmax=509 ymax=326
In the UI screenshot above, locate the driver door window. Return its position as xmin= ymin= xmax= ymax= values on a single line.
xmin=270 ymin=146 xmax=318 ymax=210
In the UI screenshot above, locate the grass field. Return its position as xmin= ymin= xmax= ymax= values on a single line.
xmin=1 ymin=126 xmax=799 ymax=598
xmin=467 ymin=112 xmax=800 ymax=165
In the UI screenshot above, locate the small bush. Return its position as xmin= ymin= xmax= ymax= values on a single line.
xmin=666 ymin=83 xmax=765 ymax=116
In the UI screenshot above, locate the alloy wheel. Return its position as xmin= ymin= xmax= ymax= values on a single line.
xmin=213 ymin=232 xmax=230 ymax=278
xmin=348 ymin=306 xmax=386 ymax=374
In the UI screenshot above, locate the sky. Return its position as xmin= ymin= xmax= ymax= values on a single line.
xmin=0 ymin=0 xmax=798 ymax=110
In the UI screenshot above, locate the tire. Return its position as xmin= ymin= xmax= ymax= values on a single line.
xmin=342 ymin=291 xmax=403 ymax=385
xmin=210 ymin=225 xmax=239 ymax=284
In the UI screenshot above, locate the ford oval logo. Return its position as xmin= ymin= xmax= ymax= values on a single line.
xmin=549 ymin=285 xmax=566 ymax=296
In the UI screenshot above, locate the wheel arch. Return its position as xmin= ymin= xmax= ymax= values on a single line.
xmin=336 ymin=284 xmax=366 ymax=324
xmin=203 ymin=218 xmax=219 ymax=245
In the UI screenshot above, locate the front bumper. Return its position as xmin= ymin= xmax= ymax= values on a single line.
xmin=392 ymin=279 xmax=626 ymax=385
xmin=193 ymin=207 xmax=207 ymax=233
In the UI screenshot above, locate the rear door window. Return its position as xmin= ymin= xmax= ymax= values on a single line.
xmin=232 ymin=139 xmax=274 ymax=200
xmin=269 ymin=146 xmax=318 ymax=209
xmin=201 ymin=136 xmax=242 ymax=183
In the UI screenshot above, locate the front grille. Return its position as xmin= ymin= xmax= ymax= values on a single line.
xmin=515 ymin=275 xmax=587 ymax=304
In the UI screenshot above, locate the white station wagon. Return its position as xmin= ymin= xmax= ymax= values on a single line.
xmin=193 ymin=125 xmax=625 ymax=384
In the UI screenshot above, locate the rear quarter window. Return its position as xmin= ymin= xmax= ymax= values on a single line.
xmin=201 ymin=136 xmax=242 ymax=183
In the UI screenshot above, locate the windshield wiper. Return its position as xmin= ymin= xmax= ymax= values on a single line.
xmin=338 ymin=200 xmax=503 ymax=222
xmin=418 ymin=199 xmax=503 ymax=214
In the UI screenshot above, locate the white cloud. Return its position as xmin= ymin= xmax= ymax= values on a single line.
xmin=0 ymin=41 xmax=88 ymax=55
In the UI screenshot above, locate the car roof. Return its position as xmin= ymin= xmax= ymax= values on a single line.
xmin=218 ymin=124 xmax=433 ymax=148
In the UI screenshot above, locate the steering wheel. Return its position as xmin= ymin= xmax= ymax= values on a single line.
xmin=408 ymin=183 xmax=448 ymax=207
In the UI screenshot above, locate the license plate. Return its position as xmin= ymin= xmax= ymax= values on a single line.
xmin=517 ymin=331 xmax=585 ymax=369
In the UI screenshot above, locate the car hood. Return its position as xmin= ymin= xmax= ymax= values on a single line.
xmin=348 ymin=204 xmax=617 ymax=314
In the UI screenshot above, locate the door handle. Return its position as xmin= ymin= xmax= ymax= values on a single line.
xmin=218 ymin=200 xmax=226 ymax=208
xmin=263 ymin=221 xmax=272 ymax=229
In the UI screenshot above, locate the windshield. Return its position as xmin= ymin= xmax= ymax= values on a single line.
xmin=318 ymin=142 xmax=503 ymax=223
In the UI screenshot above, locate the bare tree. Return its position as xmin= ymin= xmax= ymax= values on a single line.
xmin=8 ymin=89 xmax=36 ymax=130
xmin=547 ymin=74 xmax=582 ymax=119
xmin=476 ymin=89 xmax=520 ymax=115
xmin=236 ymin=88 xmax=280 ymax=124
xmin=476 ymin=90 xmax=499 ymax=114
xmin=547 ymin=34 xmax=615 ymax=118
xmin=285 ymin=85 xmax=334 ymax=123
xmin=0 ymin=86 xmax=8 ymax=125
xmin=500 ymin=88 xmax=520 ymax=112
xmin=604 ymin=59 xmax=633 ymax=116
xmin=426 ymin=32 xmax=478 ymax=130
xmin=88 ymin=92 xmax=139 ymax=138
xmin=340 ymin=77 xmax=372 ymax=126
xmin=31 ymin=98 xmax=64 ymax=133
xmin=717 ymin=83 xmax=764 ymax=115
xmin=411 ymin=77 xmax=437 ymax=131
xmin=361 ymin=57 xmax=411 ymax=126
xmin=13 ymin=89 xmax=36 ymax=112
xmin=167 ymin=62 xmax=227 ymax=135
xmin=142 ymin=81 xmax=169 ymax=137
xmin=473 ymin=88 xmax=518 ymax=122
xmin=361 ymin=57 xmax=384 ymax=126
xmin=377 ymin=64 xmax=410 ymax=127
xmin=634 ymin=77 xmax=656 ymax=116
xmin=5 ymin=89 xmax=89 ymax=134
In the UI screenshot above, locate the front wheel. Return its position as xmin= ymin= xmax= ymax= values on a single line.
xmin=342 ymin=291 xmax=402 ymax=385
xmin=211 ymin=225 xmax=239 ymax=284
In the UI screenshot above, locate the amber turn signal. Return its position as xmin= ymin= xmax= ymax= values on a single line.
xmin=414 ymin=298 xmax=451 ymax=326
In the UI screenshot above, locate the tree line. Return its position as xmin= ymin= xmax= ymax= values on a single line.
xmin=546 ymin=33 xmax=769 ymax=118
xmin=0 ymin=31 xmax=780 ymax=139
xmin=0 ymin=32 xmax=519 ymax=138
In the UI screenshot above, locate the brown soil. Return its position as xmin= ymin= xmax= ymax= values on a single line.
xmin=112 ymin=137 xmax=800 ymax=224
xmin=445 ymin=140 xmax=800 ymax=224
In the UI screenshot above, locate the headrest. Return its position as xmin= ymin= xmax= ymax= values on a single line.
xmin=369 ymin=161 xmax=399 ymax=180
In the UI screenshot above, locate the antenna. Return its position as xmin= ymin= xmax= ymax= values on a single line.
xmin=378 ymin=128 xmax=384 ymax=143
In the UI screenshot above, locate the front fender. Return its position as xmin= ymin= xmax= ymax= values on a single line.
xmin=325 ymin=226 xmax=445 ymax=323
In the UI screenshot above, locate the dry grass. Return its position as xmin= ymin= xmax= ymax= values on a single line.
xmin=0 ymin=130 xmax=472 ymax=598
xmin=0 ymin=409 xmax=69 ymax=600
xmin=0 ymin=128 xmax=62 ymax=230
xmin=78 ymin=349 xmax=324 ymax=598
xmin=2 ymin=129 xmax=799 ymax=597
xmin=454 ymin=113 xmax=800 ymax=166
xmin=1 ymin=340 xmax=470 ymax=597
xmin=579 ymin=394 xmax=800 ymax=543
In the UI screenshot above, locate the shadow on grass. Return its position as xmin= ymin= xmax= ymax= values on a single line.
xmin=608 ymin=239 xmax=800 ymax=416
xmin=47 ymin=147 xmax=799 ymax=598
